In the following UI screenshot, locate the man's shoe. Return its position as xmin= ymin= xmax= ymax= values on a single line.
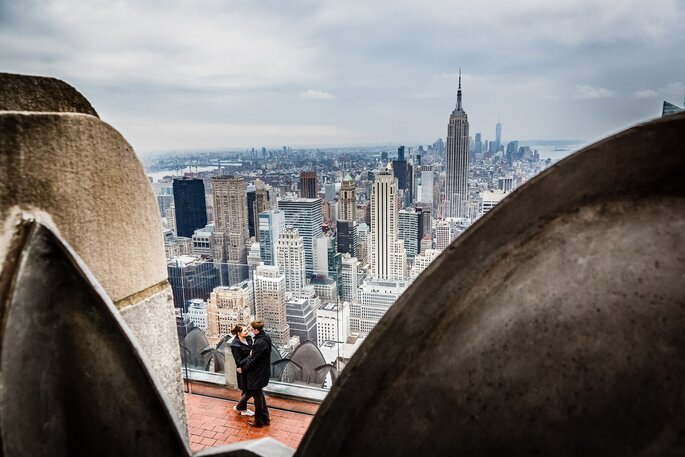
xmin=247 ymin=420 xmax=264 ymax=428
xmin=240 ymin=409 xmax=255 ymax=417
xmin=264 ymin=419 xmax=270 ymax=425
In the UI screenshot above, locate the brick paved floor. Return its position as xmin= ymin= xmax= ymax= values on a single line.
xmin=185 ymin=392 xmax=314 ymax=451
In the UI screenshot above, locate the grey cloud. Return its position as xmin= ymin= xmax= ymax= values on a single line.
xmin=0 ymin=0 xmax=683 ymax=151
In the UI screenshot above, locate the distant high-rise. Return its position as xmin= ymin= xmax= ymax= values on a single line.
xmin=339 ymin=254 xmax=361 ymax=302
xmin=312 ymin=234 xmax=341 ymax=282
xmin=393 ymin=146 xmax=409 ymax=203
xmin=211 ymin=176 xmax=249 ymax=285
xmin=435 ymin=219 xmax=454 ymax=250
xmin=474 ymin=133 xmax=483 ymax=155
xmin=167 ymin=255 xmax=219 ymax=311
xmin=495 ymin=120 xmax=502 ymax=152
xmin=352 ymin=278 xmax=408 ymax=334
xmin=172 ymin=178 xmax=207 ymax=238
xmin=258 ymin=210 xmax=285 ymax=266
xmin=324 ymin=182 xmax=336 ymax=202
xmin=417 ymin=165 xmax=434 ymax=207
xmin=254 ymin=264 xmax=290 ymax=346
xmin=207 ymin=282 xmax=253 ymax=337
xmin=368 ymin=164 xmax=407 ymax=280
xmin=445 ymin=69 xmax=470 ymax=218
xmin=336 ymin=220 xmax=358 ymax=257
xmin=338 ymin=174 xmax=357 ymax=221
xmin=278 ymin=197 xmax=324 ymax=276
xmin=662 ymin=99 xmax=684 ymax=117
xmin=300 ymin=171 xmax=317 ymax=198
xmin=506 ymin=141 xmax=519 ymax=164
xmin=252 ymin=179 xmax=271 ymax=242
xmin=285 ymin=297 xmax=318 ymax=345
xmin=246 ymin=186 xmax=256 ymax=238
xmin=398 ymin=208 xmax=421 ymax=260
xmin=316 ymin=301 xmax=350 ymax=344
xmin=276 ymin=227 xmax=307 ymax=294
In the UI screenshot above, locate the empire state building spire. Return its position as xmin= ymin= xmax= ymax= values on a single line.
xmin=446 ymin=68 xmax=469 ymax=219
xmin=455 ymin=68 xmax=463 ymax=112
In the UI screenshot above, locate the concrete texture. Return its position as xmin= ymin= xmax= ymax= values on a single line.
xmin=0 ymin=112 xmax=167 ymax=306
xmin=120 ymin=287 xmax=188 ymax=433
xmin=0 ymin=74 xmax=186 ymax=440
xmin=297 ymin=113 xmax=685 ymax=456
xmin=3 ymin=223 xmax=191 ymax=457
xmin=0 ymin=72 xmax=98 ymax=117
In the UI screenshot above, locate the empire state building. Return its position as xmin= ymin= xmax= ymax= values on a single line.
xmin=445 ymin=70 xmax=469 ymax=219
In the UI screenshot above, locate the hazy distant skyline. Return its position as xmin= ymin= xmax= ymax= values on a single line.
xmin=1 ymin=0 xmax=683 ymax=154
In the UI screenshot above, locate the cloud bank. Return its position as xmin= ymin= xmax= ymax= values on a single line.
xmin=1 ymin=0 xmax=682 ymax=152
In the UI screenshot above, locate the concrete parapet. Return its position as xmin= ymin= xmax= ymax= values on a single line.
xmin=0 ymin=72 xmax=98 ymax=117
xmin=0 ymin=74 xmax=186 ymax=436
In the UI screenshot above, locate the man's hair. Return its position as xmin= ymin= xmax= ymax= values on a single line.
xmin=250 ymin=320 xmax=265 ymax=331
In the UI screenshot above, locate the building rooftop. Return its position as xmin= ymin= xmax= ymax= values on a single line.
xmin=185 ymin=391 xmax=314 ymax=452
xmin=167 ymin=255 xmax=205 ymax=267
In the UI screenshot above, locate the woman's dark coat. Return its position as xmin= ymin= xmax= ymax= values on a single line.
xmin=240 ymin=332 xmax=272 ymax=390
xmin=230 ymin=335 xmax=253 ymax=392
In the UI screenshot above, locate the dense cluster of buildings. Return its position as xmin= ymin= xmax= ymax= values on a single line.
xmin=152 ymin=80 xmax=556 ymax=365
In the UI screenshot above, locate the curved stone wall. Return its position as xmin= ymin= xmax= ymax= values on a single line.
xmin=297 ymin=113 xmax=685 ymax=456
xmin=0 ymin=74 xmax=186 ymax=436
xmin=0 ymin=72 xmax=98 ymax=117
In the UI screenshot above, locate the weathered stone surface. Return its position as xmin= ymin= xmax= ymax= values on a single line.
xmin=0 ymin=112 xmax=166 ymax=306
xmin=2 ymin=222 xmax=189 ymax=457
xmin=0 ymin=72 xmax=98 ymax=117
xmin=2 ymin=221 xmax=291 ymax=457
xmin=297 ymin=113 xmax=685 ymax=456
xmin=0 ymin=73 xmax=186 ymax=439
xmin=120 ymin=287 xmax=188 ymax=434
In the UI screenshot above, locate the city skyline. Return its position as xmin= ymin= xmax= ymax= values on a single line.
xmin=1 ymin=1 xmax=682 ymax=153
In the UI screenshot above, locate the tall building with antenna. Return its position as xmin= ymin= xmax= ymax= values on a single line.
xmin=445 ymin=69 xmax=470 ymax=219
xmin=495 ymin=119 xmax=502 ymax=153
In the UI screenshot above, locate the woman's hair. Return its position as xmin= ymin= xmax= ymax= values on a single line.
xmin=230 ymin=324 xmax=244 ymax=336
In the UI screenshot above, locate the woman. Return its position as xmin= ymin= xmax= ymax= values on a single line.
xmin=230 ymin=324 xmax=255 ymax=416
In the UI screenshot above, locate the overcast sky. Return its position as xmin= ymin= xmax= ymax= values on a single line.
xmin=1 ymin=0 xmax=683 ymax=154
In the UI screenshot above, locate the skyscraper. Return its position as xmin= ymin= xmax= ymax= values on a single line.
xmin=258 ymin=210 xmax=285 ymax=266
xmin=393 ymin=146 xmax=409 ymax=204
xmin=662 ymin=100 xmax=684 ymax=117
xmin=252 ymin=179 xmax=272 ymax=242
xmin=300 ymin=171 xmax=317 ymax=199
xmin=445 ymin=70 xmax=470 ymax=218
xmin=211 ymin=176 xmax=249 ymax=285
xmin=398 ymin=208 xmax=420 ymax=260
xmin=276 ymin=227 xmax=307 ymax=294
xmin=254 ymin=264 xmax=290 ymax=346
xmin=339 ymin=254 xmax=361 ymax=302
xmin=368 ymin=164 xmax=407 ymax=280
xmin=474 ymin=133 xmax=483 ymax=155
xmin=167 ymin=255 xmax=219 ymax=311
xmin=278 ymin=197 xmax=324 ymax=276
xmin=417 ymin=165 xmax=434 ymax=207
xmin=246 ymin=186 xmax=256 ymax=238
xmin=336 ymin=219 xmax=358 ymax=257
xmin=172 ymin=178 xmax=207 ymax=238
xmin=495 ymin=120 xmax=502 ymax=153
xmin=207 ymin=282 xmax=253 ymax=337
xmin=338 ymin=174 xmax=357 ymax=221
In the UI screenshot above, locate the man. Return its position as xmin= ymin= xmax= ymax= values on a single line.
xmin=237 ymin=320 xmax=271 ymax=427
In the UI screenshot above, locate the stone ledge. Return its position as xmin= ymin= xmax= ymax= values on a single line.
xmin=0 ymin=72 xmax=98 ymax=117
